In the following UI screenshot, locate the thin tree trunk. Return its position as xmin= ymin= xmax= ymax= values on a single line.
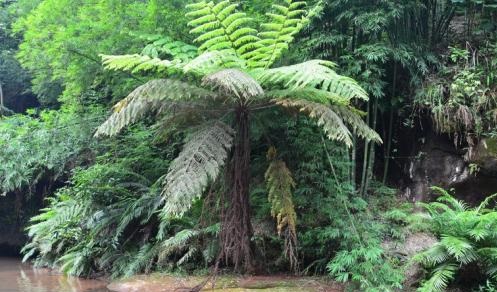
xmin=364 ymin=98 xmax=379 ymax=196
xmin=351 ymin=137 xmax=356 ymax=191
xmin=219 ymin=107 xmax=254 ymax=273
xmin=360 ymin=101 xmax=370 ymax=197
xmin=382 ymin=63 xmax=397 ymax=184
xmin=0 ymin=82 xmax=3 ymax=117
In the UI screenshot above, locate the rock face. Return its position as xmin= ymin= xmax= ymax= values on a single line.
xmin=402 ymin=132 xmax=468 ymax=202
xmin=401 ymin=233 xmax=438 ymax=288
xmin=383 ymin=232 xmax=438 ymax=289
xmin=467 ymin=138 xmax=497 ymax=175
xmin=401 ymin=132 xmax=497 ymax=204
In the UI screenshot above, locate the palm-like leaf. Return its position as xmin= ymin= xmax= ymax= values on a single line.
xmin=160 ymin=122 xmax=234 ymax=217
xmin=95 ymin=79 xmax=216 ymax=137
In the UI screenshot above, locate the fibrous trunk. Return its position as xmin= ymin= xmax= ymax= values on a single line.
xmin=219 ymin=107 xmax=254 ymax=272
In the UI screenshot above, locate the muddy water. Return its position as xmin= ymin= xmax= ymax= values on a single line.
xmin=0 ymin=258 xmax=110 ymax=292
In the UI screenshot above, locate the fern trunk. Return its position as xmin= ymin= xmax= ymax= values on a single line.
xmin=219 ymin=107 xmax=254 ymax=272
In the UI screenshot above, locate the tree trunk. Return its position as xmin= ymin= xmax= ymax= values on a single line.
xmin=219 ymin=107 xmax=254 ymax=272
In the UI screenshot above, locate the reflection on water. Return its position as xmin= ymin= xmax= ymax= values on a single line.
xmin=0 ymin=258 xmax=110 ymax=292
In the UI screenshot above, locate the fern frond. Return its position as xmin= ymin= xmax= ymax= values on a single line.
xmin=186 ymin=0 xmax=259 ymax=58
xmin=183 ymin=51 xmax=247 ymax=76
xmin=330 ymin=105 xmax=382 ymax=143
xmin=255 ymin=60 xmax=369 ymax=101
xmin=100 ymin=54 xmax=181 ymax=74
xmin=161 ymin=122 xmax=234 ymax=217
xmin=140 ymin=35 xmax=198 ymax=61
xmin=418 ymin=263 xmax=457 ymax=292
xmin=267 ymin=89 xmax=380 ymax=143
xmin=202 ymin=69 xmax=264 ymax=101
xmin=266 ymin=88 xmax=349 ymax=105
xmin=440 ymin=236 xmax=477 ymax=264
xmin=95 ymin=79 xmax=216 ymax=137
xmin=124 ymin=243 xmax=158 ymax=277
xmin=414 ymin=244 xmax=449 ymax=267
xmin=158 ymin=229 xmax=199 ymax=262
xmin=274 ymin=98 xmax=353 ymax=147
xmin=248 ymin=0 xmax=307 ymax=68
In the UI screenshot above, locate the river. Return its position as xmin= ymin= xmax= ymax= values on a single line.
xmin=0 ymin=258 xmax=110 ymax=292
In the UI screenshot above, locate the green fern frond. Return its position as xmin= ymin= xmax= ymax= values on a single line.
xmin=431 ymin=187 xmax=467 ymax=212
xmin=414 ymin=244 xmax=450 ymax=267
xmin=266 ymin=88 xmax=349 ymax=105
xmin=255 ymin=60 xmax=368 ymax=101
xmin=140 ymin=35 xmax=198 ymax=61
xmin=440 ymin=236 xmax=477 ymax=264
xmin=417 ymin=263 xmax=457 ymax=292
xmin=183 ymin=51 xmax=247 ymax=76
xmin=186 ymin=1 xmax=259 ymax=58
xmin=158 ymin=229 xmax=199 ymax=263
xmin=275 ymin=98 xmax=353 ymax=147
xmin=100 ymin=54 xmax=181 ymax=74
xmin=177 ymin=247 xmax=199 ymax=266
xmin=202 ymin=69 xmax=264 ymax=101
xmin=161 ymin=122 xmax=234 ymax=217
xmin=100 ymin=36 xmax=197 ymax=74
xmin=95 ymin=79 xmax=216 ymax=137
xmin=248 ymin=0 xmax=307 ymax=68
xmin=331 ymin=105 xmax=382 ymax=143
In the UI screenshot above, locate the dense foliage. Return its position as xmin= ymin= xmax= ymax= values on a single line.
xmin=414 ymin=187 xmax=497 ymax=292
xmin=0 ymin=0 xmax=496 ymax=291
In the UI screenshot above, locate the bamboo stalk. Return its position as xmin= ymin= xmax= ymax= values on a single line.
xmin=0 ymin=82 xmax=3 ymax=117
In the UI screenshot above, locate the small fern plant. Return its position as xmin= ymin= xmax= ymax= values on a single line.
xmin=414 ymin=187 xmax=497 ymax=292
xmin=97 ymin=0 xmax=381 ymax=272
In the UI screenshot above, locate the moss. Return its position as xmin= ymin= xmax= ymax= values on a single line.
xmin=485 ymin=138 xmax=497 ymax=156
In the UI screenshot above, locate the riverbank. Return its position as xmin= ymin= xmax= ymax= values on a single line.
xmin=1 ymin=257 xmax=343 ymax=292
xmin=108 ymin=274 xmax=344 ymax=292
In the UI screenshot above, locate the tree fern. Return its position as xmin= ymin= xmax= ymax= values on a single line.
xmin=95 ymin=0 xmax=380 ymax=273
xmin=161 ymin=122 xmax=234 ymax=217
